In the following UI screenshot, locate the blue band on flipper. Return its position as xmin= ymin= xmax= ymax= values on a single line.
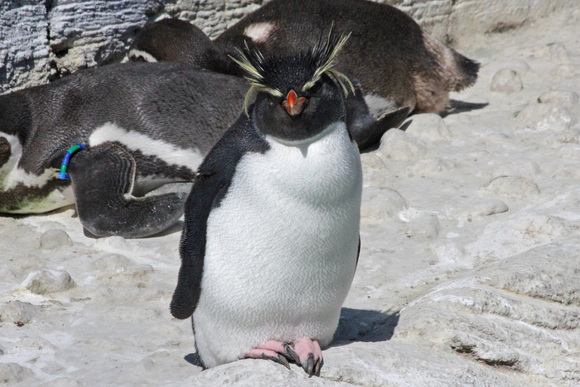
xmin=58 ymin=144 xmax=87 ymax=180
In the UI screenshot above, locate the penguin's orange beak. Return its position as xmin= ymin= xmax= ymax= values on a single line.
xmin=282 ymin=89 xmax=308 ymax=116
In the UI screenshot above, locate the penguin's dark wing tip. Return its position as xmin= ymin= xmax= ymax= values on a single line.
xmin=169 ymin=112 xmax=269 ymax=320
xmin=355 ymin=106 xmax=411 ymax=151
xmin=169 ymin=172 xmax=218 ymax=320
xmin=170 ymin=290 xmax=197 ymax=319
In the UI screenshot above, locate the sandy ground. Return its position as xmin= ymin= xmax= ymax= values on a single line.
xmin=1 ymin=7 xmax=580 ymax=386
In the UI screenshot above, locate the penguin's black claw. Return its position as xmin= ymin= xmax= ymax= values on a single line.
xmin=263 ymin=353 xmax=290 ymax=369
xmin=315 ymin=357 xmax=323 ymax=377
xmin=292 ymin=338 xmax=324 ymax=376
xmin=283 ymin=343 xmax=301 ymax=364
xmin=303 ymin=354 xmax=315 ymax=376
xmin=244 ymin=341 xmax=299 ymax=370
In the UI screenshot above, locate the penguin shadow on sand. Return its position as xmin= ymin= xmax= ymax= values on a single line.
xmin=332 ymin=307 xmax=399 ymax=346
xmin=354 ymin=100 xmax=490 ymax=154
xmin=182 ymin=308 xmax=399 ymax=367
xmin=440 ymin=99 xmax=489 ymax=118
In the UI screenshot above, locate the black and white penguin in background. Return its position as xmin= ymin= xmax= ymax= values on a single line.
xmin=128 ymin=0 xmax=480 ymax=148
xmin=0 ymin=62 xmax=247 ymax=238
xmin=170 ymin=32 xmax=362 ymax=376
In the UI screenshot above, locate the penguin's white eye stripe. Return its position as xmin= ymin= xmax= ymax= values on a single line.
xmin=243 ymin=84 xmax=284 ymax=117
xmin=265 ymin=88 xmax=283 ymax=97
xmin=302 ymin=77 xmax=321 ymax=92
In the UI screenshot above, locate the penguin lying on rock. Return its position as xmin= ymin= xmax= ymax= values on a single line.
xmin=129 ymin=0 xmax=479 ymax=148
xmin=0 ymin=62 xmax=247 ymax=238
xmin=170 ymin=32 xmax=362 ymax=376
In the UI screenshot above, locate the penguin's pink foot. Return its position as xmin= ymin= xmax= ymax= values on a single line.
xmin=293 ymin=338 xmax=323 ymax=377
xmin=243 ymin=340 xmax=295 ymax=369
xmin=243 ymin=338 xmax=323 ymax=376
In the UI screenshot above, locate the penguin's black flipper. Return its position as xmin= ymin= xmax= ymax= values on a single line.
xmin=170 ymin=111 xmax=269 ymax=320
xmin=349 ymin=105 xmax=410 ymax=151
xmin=345 ymin=83 xmax=410 ymax=151
xmin=67 ymin=142 xmax=188 ymax=238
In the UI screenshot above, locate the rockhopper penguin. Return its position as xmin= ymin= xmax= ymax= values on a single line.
xmin=170 ymin=33 xmax=363 ymax=376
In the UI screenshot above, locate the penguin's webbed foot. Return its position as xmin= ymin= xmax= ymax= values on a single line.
xmin=243 ymin=338 xmax=323 ymax=377
xmin=293 ymin=338 xmax=323 ymax=377
xmin=68 ymin=143 xmax=189 ymax=238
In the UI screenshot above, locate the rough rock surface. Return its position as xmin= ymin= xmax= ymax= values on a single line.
xmin=1 ymin=0 xmax=578 ymax=94
xmin=1 ymin=4 xmax=580 ymax=387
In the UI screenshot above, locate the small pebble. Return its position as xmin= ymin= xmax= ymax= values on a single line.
xmin=490 ymin=68 xmax=523 ymax=93
xmin=39 ymin=229 xmax=73 ymax=250
xmin=0 ymin=363 xmax=32 ymax=384
xmin=378 ymin=129 xmax=428 ymax=161
xmin=0 ymin=301 xmax=41 ymax=326
xmin=21 ymin=270 xmax=76 ymax=295
xmin=538 ymin=89 xmax=579 ymax=108
xmin=517 ymin=103 xmax=577 ymax=131
xmin=405 ymin=114 xmax=452 ymax=142
xmin=481 ymin=176 xmax=540 ymax=199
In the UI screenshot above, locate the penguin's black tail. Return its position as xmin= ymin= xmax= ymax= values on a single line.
xmin=451 ymin=50 xmax=480 ymax=91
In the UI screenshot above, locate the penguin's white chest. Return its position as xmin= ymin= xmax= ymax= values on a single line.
xmin=194 ymin=122 xmax=362 ymax=367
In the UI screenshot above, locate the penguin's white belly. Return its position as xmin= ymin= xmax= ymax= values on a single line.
xmin=194 ymin=122 xmax=362 ymax=367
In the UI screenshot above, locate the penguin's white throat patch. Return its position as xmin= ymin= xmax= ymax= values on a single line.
xmin=267 ymin=121 xmax=345 ymax=154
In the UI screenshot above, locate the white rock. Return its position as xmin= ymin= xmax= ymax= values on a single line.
xmin=404 ymin=114 xmax=452 ymax=142
xmin=549 ymin=43 xmax=571 ymax=63
xmin=498 ymin=58 xmax=532 ymax=74
xmin=405 ymin=157 xmax=457 ymax=177
xmin=39 ymin=229 xmax=73 ymax=250
xmin=95 ymin=235 xmax=132 ymax=251
xmin=450 ymin=198 xmax=509 ymax=222
xmin=0 ymin=363 xmax=32 ymax=384
xmin=405 ymin=213 xmax=441 ymax=241
xmin=557 ymin=144 xmax=580 ymax=160
xmin=397 ymin=242 xmax=580 ymax=381
xmin=15 ymin=336 xmax=57 ymax=351
xmin=21 ymin=270 xmax=76 ymax=294
xmin=94 ymin=264 xmax=154 ymax=281
xmin=491 ymin=159 xmax=542 ymax=179
xmin=90 ymin=254 xmax=134 ymax=271
xmin=46 ymin=378 xmax=80 ymax=387
xmin=552 ymin=164 xmax=580 ymax=179
xmin=377 ymin=129 xmax=428 ymax=161
xmin=361 ymin=187 xmax=407 ymax=225
xmin=518 ymin=103 xmax=577 ymax=131
xmin=538 ymin=89 xmax=579 ymax=108
xmin=490 ymin=68 xmax=523 ymax=93
xmin=0 ymin=301 xmax=42 ymax=326
xmin=481 ymin=176 xmax=540 ymax=199
xmin=466 ymin=215 xmax=568 ymax=262
xmin=0 ymin=265 xmax=17 ymax=282
xmin=553 ymin=64 xmax=578 ymax=78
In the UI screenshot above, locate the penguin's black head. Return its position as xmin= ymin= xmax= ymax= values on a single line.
xmin=232 ymin=32 xmax=354 ymax=143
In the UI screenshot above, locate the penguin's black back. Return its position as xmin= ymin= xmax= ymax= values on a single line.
xmin=130 ymin=18 xmax=230 ymax=72
xmin=1 ymin=62 xmax=246 ymax=175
